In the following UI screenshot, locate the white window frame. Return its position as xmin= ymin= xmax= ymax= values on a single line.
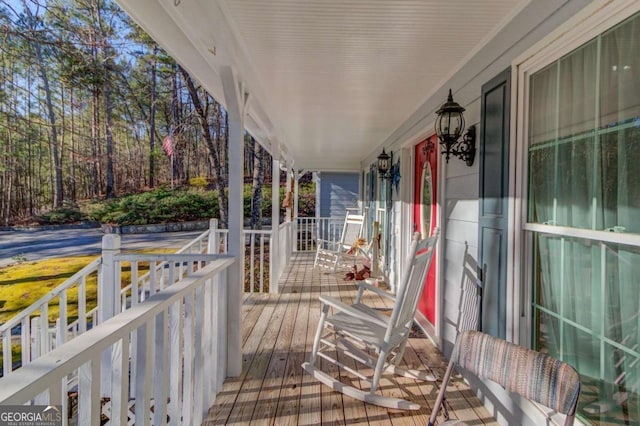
xmin=510 ymin=0 xmax=640 ymax=347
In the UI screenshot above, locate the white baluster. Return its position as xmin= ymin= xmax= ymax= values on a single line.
xmin=181 ymin=291 xmax=194 ymax=425
xmin=111 ymin=335 xmax=130 ymax=426
xmin=153 ymin=311 xmax=168 ymax=426
xmin=2 ymin=332 xmax=11 ymax=375
xmin=168 ymin=300 xmax=183 ymax=425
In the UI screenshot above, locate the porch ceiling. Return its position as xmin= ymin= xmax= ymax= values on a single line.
xmin=116 ymin=0 xmax=525 ymax=170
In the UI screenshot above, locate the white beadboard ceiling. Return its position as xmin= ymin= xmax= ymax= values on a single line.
xmin=117 ymin=0 xmax=526 ymax=170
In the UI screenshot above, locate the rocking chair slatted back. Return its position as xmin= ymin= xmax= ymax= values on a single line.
xmin=387 ymin=230 xmax=439 ymax=341
xmin=314 ymin=212 xmax=366 ymax=272
xmin=340 ymin=214 xmax=365 ymax=249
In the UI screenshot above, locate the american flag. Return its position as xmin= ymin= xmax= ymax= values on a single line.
xmin=162 ymin=135 xmax=174 ymax=157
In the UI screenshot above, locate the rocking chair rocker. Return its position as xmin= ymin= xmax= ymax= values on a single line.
xmin=302 ymin=230 xmax=439 ymax=410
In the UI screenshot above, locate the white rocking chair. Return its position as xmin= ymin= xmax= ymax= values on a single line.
xmin=303 ymin=230 xmax=439 ymax=410
xmin=314 ymin=212 xmax=365 ymax=272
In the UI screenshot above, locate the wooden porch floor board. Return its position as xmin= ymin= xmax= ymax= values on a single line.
xmin=272 ymin=269 xmax=313 ymax=425
xmin=203 ymin=253 xmax=499 ymax=425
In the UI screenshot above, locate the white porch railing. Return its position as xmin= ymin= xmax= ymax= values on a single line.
xmin=0 ymin=227 xmax=214 ymax=378
xmin=0 ymin=216 xmax=335 ymax=424
xmin=212 ymin=228 xmax=273 ymax=293
xmin=295 ymin=216 xmax=341 ymax=252
xmin=0 ymin=258 xmax=101 ymax=377
xmin=0 ymin=255 xmax=235 ymax=426
xmin=0 ymin=219 xmax=302 ymax=379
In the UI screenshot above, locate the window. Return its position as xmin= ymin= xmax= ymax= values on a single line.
xmin=527 ymin=12 xmax=640 ymax=424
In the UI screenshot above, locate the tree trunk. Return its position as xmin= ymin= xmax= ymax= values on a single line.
xmin=250 ymin=138 xmax=264 ymax=229
xmin=149 ymin=48 xmax=157 ymax=188
xmin=69 ymin=87 xmax=77 ymax=201
xmin=91 ymin=88 xmax=101 ymax=197
xmin=179 ymin=65 xmax=229 ymax=227
xmin=23 ymin=1 xmax=64 ymax=208
xmin=104 ymin=72 xmax=115 ymax=198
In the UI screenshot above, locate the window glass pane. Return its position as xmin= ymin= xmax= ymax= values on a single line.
xmin=533 ymin=236 xmax=640 ymax=424
xmin=599 ymin=15 xmax=640 ymax=129
xmin=528 ymin=145 xmax=553 ymax=224
xmin=529 ymin=63 xmax=557 ymax=146
xmin=558 ymin=40 xmax=598 ymax=139
xmin=534 ymin=309 xmax=560 ymax=357
xmin=555 ymin=136 xmax=595 ymax=228
xmin=599 ymin=127 xmax=640 ymax=234
xmin=533 ymin=235 xmax=601 ymax=328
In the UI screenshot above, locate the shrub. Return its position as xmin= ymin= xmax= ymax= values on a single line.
xmin=189 ymin=176 xmax=208 ymax=189
xmin=36 ymin=204 xmax=86 ymax=224
xmin=87 ymin=188 xmax=220 ymax=225
xmin=85 ymin=182 xmax=315 ymax=226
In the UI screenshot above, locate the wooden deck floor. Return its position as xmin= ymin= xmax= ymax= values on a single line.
xmin=203 ymin=253 xmax=498 ymax=425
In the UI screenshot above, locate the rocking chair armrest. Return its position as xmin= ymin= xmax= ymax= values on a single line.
xmin=316 ymin=239 xmax=341 ymax=250
xmin=356 ymin=282 xmax=396 ymax=301
xmin=318 ymin=296 xmax=388 ymax=328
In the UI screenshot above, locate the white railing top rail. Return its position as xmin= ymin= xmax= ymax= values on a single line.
xmin=0 ymin=257 xmax=101 ymax=333
xmin=117 ymin=231 xmax=210 ymax=297
xmin=0 ymin=255 xmax=235 ymax=405
xmin=217 ymin=229 xmax=273 ymax=235
xmin=115 ymin=253 xmax=220 ymax=262
xmin=175 ymin=229 xmax=209 ymax=253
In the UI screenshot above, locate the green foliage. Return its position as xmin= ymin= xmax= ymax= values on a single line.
xmin=189 ymin=176 xmax=208 ymax=189
xmin=88 ymin=187 xmax=219 ymax=225
xmin=36 ymin=204 xmax=86 ymax=224
xmin=298 ymin=182 xmax=316 ymax=217
xmin=34 ymin=182 xmax=315 ymax=226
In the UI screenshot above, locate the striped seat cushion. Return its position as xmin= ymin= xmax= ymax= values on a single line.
xmin=451 ymin=330 xmax=581 ymax=416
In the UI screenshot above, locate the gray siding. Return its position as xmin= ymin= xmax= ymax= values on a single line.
xmin=317 ymin=172 xmax=359 ymax=219
xmin=363 ymin=1 xmax=595 ymax=424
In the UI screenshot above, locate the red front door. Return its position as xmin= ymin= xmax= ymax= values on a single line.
xmin=414 ymin=136 xmax=438 ymax=324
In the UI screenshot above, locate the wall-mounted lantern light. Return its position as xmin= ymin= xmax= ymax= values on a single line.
xmin=377 ymin=148 xmax=392 ymax=180
xmin=435 ymin=89 xmax=476 ymax=166
xmin=377 ymin=148 xmax=401 ymax=192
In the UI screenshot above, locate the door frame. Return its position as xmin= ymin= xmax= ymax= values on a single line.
xmin=400 ymin=130 xmax=444 ymax=344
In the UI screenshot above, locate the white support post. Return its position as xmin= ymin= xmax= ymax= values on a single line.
xmin=99 ymin=234 xmax=120 ymax=397
xmin=293 ymin=170 xmax=300 ymax=252
xmin=221 ymin=66 xmax=246 ymax=377
xmin=99 ymin=234 xmax=121 ymax=323
xmin=270 ymin=157 xmax=280 ymax=293
xmin=285 ymin=168 xmax=292 ymax=222
xmin=208 ymin=218 xmax=219 ymax=255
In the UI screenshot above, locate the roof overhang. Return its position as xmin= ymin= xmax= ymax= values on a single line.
xmin=116 ymin=0 xmax=528 ymax=170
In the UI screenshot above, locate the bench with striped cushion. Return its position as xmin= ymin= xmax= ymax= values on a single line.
xmin=429 ymin=330 xmax=581 ymax=426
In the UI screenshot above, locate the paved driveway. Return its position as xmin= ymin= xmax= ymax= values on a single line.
xmin=0 ymin=228 xmax=205 ymax=268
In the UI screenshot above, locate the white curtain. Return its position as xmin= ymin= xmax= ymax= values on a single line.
xmin=529 ymin=13 xmax=640 ymax=423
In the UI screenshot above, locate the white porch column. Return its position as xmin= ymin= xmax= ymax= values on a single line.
xmin=293 ymin=170 xmax=300 ymax=252
xmin=270 ymin=156 xmax=280 ymax=293
xmin=221 ymin=66 xmax=247 ymax=377
xmin=293 ymin=171 xmax=300 ymax=221
xmin=285 ymin=168 xmax=292 ymax=221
